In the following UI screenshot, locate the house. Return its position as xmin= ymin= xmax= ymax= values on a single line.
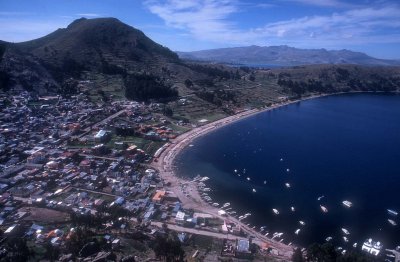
xmin=152 ymin=190 xmax=165 ymax=203
xmin=175 ymin=211 xmax=186 ymax=225
xmin=236 ymin=239 xmax=252 ymax=258
xmin=94 ymin=130 xmax=110 ymax=143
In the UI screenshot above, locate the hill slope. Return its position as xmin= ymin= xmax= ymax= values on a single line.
xmin=178 ymin=45 xmax=400 ymax=66
xmin=0 ymin=17 xmax=182 ymax=95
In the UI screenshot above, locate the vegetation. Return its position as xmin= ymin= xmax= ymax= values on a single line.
xmin=124 ymin=73 xmax=178 ymax=101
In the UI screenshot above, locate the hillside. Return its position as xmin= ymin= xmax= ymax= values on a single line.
xmin=0 ymin=18 xmax=183 ymax=94
xmin=178 ymin=45 xmax=400 ymax=66
xmin=0 ymin=18 xmax=400 ymax=123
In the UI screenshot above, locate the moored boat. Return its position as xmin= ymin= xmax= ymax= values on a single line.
xmin=320 ymin=205 xmax=328 ymax=213
xmin=341 ymin=228 xmax=350 ymax=235
xmin=342 ymin=200 xmax=353 ymax=208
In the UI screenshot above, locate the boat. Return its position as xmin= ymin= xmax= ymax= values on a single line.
xmin=341 ymin=228 xmax=350 ymax=235
xmin=320 ymin=205 xmax=328 ymax=213
xmin=272 ymin=209 xmax=279 ymax=215
xmin=295 ymin=229 xmax=300 ymax=235
xmin=252 ymin=188 xmax=256 ymax=193
xmin=246 ymin=177 xmax=251 ymax=181
xmin=361 ymin=238 xmax=382 ymax=256
xmin=388 ymin=219 xmax=397 ymax=226
xmin=234 ymin=169 xmax=238 ymax=173
xmin=238 ymin=215 xmax=244 ymax=219
xmin=387 ymin=209 xmax=398 ymax=216
xmin=212 ymin=203 xmax=219 ymax=207
xmin=280 ymin=158 xmax=283 ymax=161
xmin=341 ymin=250 xmax=346 ymax=255
xmin=222 ymin=202 xmax=230 ymax=208
xmin=353 ymin=243 xmax=357 ymax=248
xmin=263 ymin=180 xmax=267 ymax=184
xmin=326 ymin=236 xmax=332 ymax=242
xmin=286 ymin=168 xmax=290 ymax=172
xmin=299 ymin=221 xmax=306 ymax=226
xmin=342 ymin=200 xmax=353 ymax=208
xmin=291 ymin=206 xmax=295 ymax=212
xmin=245 ymin=213 xmax=251 ymax=216
xmin=264 ymin=232 xmax=269 ymax=236
xmin=343 ymin=236 xmax=349 ymax=242
xmin=317 ymin=195 xmax=325 ymax=201
xmin=285 ymin=183 xmax=291 ymax=188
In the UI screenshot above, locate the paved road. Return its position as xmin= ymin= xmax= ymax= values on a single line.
xmin=151 ymin=221 xmax=291 ymax=259
xmin=80 ymin=109 xmax=127 ymax=135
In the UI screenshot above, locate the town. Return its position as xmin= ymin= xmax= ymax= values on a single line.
xmin=0 ymin=86 xmax=293 ymax=261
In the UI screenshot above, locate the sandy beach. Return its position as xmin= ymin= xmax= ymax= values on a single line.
xmin=150 ymin=94 xmax=330 ymax=258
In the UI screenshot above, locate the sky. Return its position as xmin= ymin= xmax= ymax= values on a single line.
xmin=0 ymin=0 xmax=399 ymax=59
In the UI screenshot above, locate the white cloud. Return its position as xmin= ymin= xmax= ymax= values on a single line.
xmin=145 ymin=0 xmax=400 ymax=50
xmin=75 ymin=13 xmax=102 ymax=17
xmin=279 ymin=0 xmax=351 ymax=7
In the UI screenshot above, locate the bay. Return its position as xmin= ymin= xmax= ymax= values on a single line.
xmin=175 ymin=93 xmax=400 ymax=248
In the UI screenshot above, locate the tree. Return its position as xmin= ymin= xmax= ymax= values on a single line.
xmin=2 ymin=238 xmax=33 ymax=262
xmin=184 ymin=79 xmax=193 ymax=88
xmin=292 ymin=248 xmax=304 ymax=262
xmin=43 ymin=242 xmax=60 ymax=262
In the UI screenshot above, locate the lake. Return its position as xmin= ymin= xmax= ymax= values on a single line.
xmin=175 ymin=93 xmax=400 ymax=248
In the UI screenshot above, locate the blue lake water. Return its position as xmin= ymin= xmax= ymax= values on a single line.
xmin=175 ymin=93 xmax=400 ymax=248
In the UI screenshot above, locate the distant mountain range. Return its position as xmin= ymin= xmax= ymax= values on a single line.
xmin=177 ymin=45 xmax=400 ymax=67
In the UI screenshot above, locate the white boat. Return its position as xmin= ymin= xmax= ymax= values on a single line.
xmin=343 ymin=236 xmax=349 ymax=242
xmin=342 ymin=200 xmax=353 ymax=208
xmin=222 ymin=202 xmax=230 ymax=208
xmin=320 ymin=205 xmax=328 ymax=213
xmin=245 ymin=213 xmax=251 ymax=216
xmin=252 ymin=188 xmax=256 ymax=193
xmin=317 ymin=195 xmax=325 ymax=201
xmin=341 ymin=250 xmax=346 ymax=255
xmin=272 ymin=209 xmax=279 ymax=215
xmin=286 ymin=168 xmax=290 ymax=172
xmin=291 ymin=206 xmax=295 ymax=212
xmin=341 ymin=228 xmax=350 ymax=235
xmin=388 ymin=219 xmax=397 ymax=226
xmin=212 ymin=203 xmax=219 ymax=207
xmin=361 ymin=238 xmax=382 ymax=256
xmin=238 ymin=215 xmax=244 ymax=219
xmin=388 ymin=209 xmax=398 ymax=216
xmin=263 ymin=180 xmax=267 ymax=184
xmin=326 ymin=236 xmax=332 ymax=242
xmin=295 ymin=229 xmax=300 ymax=235
xmin=285 ymin=183 xmax=291 ymax=188
xmin=353 ymin=243 xmax=357 ymax=248
xmin=234 ymin=169 xmax=238 ymax=173
xmin=299 ymin=221 xmax=306 ymax=226
xmin=200 ymin=176 xmax=209 ymax=182
xmin=280 ymin=158 xmax=283 ymax=161
xmin=264 ymin=233 xmax=269 ymax=236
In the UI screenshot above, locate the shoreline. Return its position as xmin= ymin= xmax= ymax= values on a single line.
xmin=150 ymin=91 xmax=397 ymax=258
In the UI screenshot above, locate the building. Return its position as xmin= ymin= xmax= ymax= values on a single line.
xmin=94 ymin=130 xmax=110 ymax=143
xmin=175 ymin=211 xmax=185 ymax=225
xmin=152 ymin=190 xmax=166 ymax=203
xmin=236 ymin=239 xmax=252 ymax=258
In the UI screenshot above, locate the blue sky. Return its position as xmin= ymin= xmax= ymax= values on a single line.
xmin=0 ymin=0 xmax=399 ymax=59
